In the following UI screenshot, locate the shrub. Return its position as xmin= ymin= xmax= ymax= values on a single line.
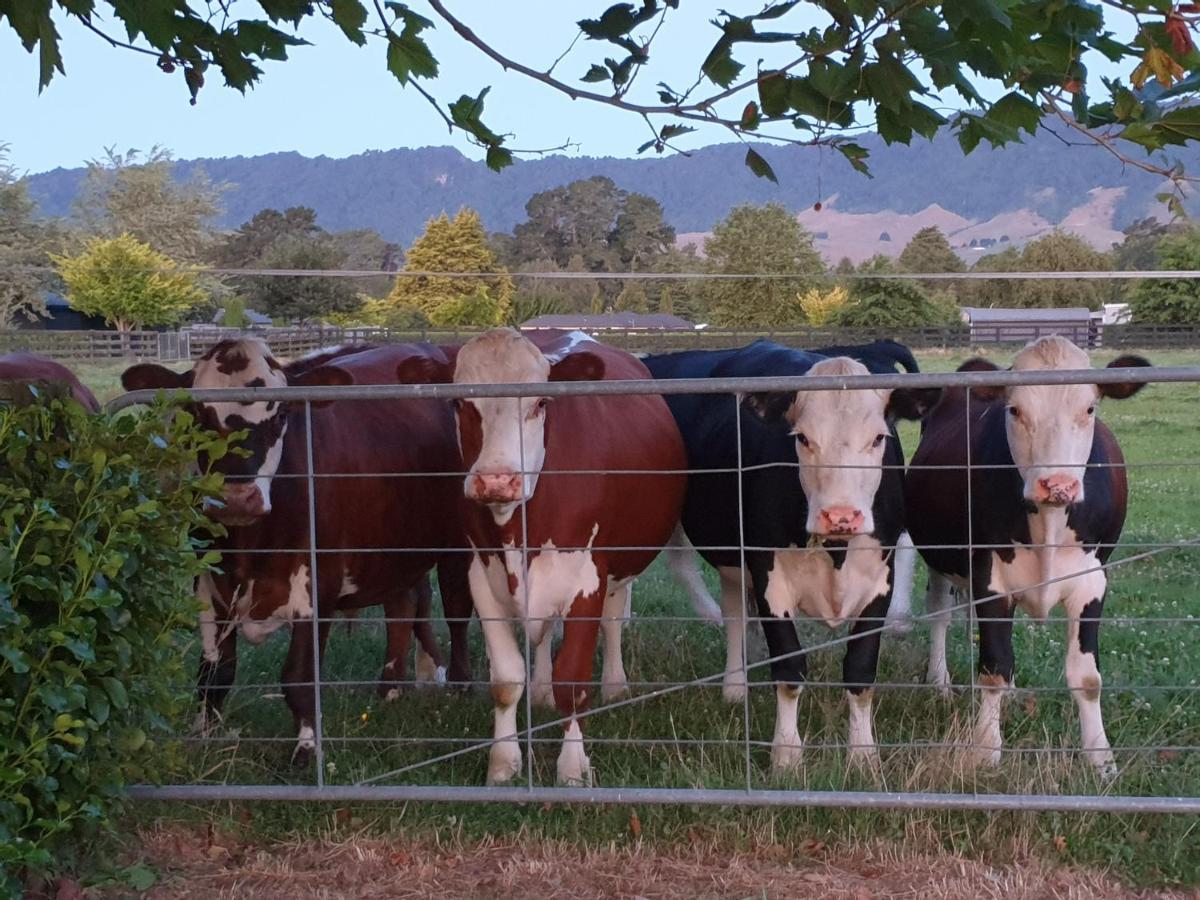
xmin=0 ymin=392 xmax=224 ymax=893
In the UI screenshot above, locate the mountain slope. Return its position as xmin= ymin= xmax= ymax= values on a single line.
xmin=24 ymin=128 xmax=1194 ymax=251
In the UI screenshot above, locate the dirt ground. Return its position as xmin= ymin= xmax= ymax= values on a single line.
xmin=77 ymin=827 xmax=1198 ymax=899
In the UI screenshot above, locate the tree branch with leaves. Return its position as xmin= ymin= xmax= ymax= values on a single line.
xmin=5 ymin=0 xmax=1200 ymax=188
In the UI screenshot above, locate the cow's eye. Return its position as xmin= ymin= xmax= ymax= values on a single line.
xmin=1086 ymin=404 xmax=1096 ymax=416
xmin=873 ymin=433 xmax=887 ymax=448
xmin=536 ymin=398 xmax=549 ymax=412
xmin=451 ymin=398 xmax=464 ymax=411
xmin=1007 ymin=406 xmax=1020 ymax=420
xmin=796 ymin=433 xmax=810 ymax=448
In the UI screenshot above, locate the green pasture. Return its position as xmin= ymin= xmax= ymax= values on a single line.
xmin=76 ymin=349 xmax=1200 ymax=886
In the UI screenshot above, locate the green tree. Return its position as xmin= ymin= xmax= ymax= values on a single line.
xmin=249 ymin=234 xmax=360 ymax=322
xmin=388 ymin=209 xmax=514 ymax=325
xmin=898 ymin=226 xmax=965 ymax=295
xmin=611 ymin=193 xmax=676 ymax=269
xmin=53 ymin=234 xmax=204 ymax=331
xmin=210 ymin=206 xmax=322 ymax=269
xmin=1112 ymin=217 xmax=1188 ymax=272
xmin=0 ymin=145 xmax=59 ymax=327
xmin=1012 ymin=230 xmax=1111 ymax=310
xmin=968 ymin=246 xmax=1022 ymax=308
xmin=703 ymin=203 xmax=823 ymax=328
xmin=9 ymin=3 xmax=1197 ymax=189
xmin=73 ymin=147 xmax=222 ymax=264
xmin=1131 ymin=230 xmax=1200 ymax=323
xmin=614 ymin=281 xmax=649 ymax=313
xmin=831 ymin=255 xmax=958 ymax=327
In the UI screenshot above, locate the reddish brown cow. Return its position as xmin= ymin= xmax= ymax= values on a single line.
xmin=398 ymin=328 xmax=686 ymax=785
xmin=0 ymin=352 xmax=100 ymax=411
xmin=123 ymin=339 xmax=473 ymax=759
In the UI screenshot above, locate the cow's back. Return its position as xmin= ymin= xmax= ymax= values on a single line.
xmin=0 ymin=352 xmax=100 ymax=412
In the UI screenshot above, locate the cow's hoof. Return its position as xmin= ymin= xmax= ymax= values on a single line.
xmin=600 ymin=680 xmax=629 ymax=703
xmin=556 ymin=723 xmax=592 ymax=786
xmin=415 ymin=649 xmax=444 ymax=686
xmin=770 ymin=735 xmax=804 ymax=773
xmin=486 ymin=742 xmax=521 ymax=786
xmin=847 ymin=746 xmax=881 ymax=772
xmin=379 ymin=684 xmax=402 ymax=702
xmin=721 ymin=676 xmax=747 ymax=704
xmin=965 ymin=738 xmax=1002 ymax=770
xmin=926 ymin=668 xmax=952 ymax=699
xmin=1087 ymin=752 xmax=1117 ymax=782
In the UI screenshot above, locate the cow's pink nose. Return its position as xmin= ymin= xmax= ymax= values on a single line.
xmin=817 ymin=506 xmax=865 ymax=536
xmin=469 ymin=471 xmax=523 ymax=503
xmin=1037 ymin=475 xmax=1080 ymax=505
xmin=215 ymin=482 xmax=268 ymax=524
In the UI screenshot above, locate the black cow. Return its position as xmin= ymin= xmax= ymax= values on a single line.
xmin=645 ymin=339 xmax=937 ymax=770
xmin=905 ymin=336 xmax=1149 ymax=778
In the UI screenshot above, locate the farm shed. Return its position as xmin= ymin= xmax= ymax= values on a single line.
xmin=961 ymin=306 xmax=1098 ymax=347
xmin=18 ymin=292 xmax=108 ymax=331
xmin=521 ymin=312 xmax=702 ymax=332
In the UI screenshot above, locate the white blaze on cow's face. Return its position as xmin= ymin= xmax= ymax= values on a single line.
xmin=1001 ymin=339 xmax=1100 ymax=507
xmin=452 ymin=328 xmax=603 ymax=523
xmin=190 ymin=339 xmax=291 ymax=522
xmin=785 ymin=358 xmax=893 ymax=537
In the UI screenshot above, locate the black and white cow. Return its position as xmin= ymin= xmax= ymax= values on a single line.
xmin=906 ymin=336 xmax=1150 ymax=777
xmin=644 ymin=340 xmax=938 ymax=770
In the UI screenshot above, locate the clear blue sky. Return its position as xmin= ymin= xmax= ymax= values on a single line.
xmin=0 ymin=3 xmax=1138 ymax=176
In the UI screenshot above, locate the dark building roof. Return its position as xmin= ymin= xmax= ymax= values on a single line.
xmin=521 ymin=313 xmax=699 ymax=331
xmin=212 ymin=307 xmax=273 ymax=326
xmin=961 ymin=307 xmax=1093 ymax=322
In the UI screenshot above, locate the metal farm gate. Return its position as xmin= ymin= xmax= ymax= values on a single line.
xmin=108 ymin=361 xmax=1200 ymax=815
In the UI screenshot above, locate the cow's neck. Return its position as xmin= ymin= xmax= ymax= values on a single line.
xmin=1023 ymin=505 xmax=1072 ymax=607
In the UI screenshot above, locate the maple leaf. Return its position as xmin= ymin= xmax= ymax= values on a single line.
xmin=1165 ymin=11 xmax=1195 ymax=57
xmin=1132 ymin=47 xmax=1185 ymax=88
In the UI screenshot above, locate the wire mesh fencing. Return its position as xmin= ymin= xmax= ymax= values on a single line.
xmin=107 ymin=357 xmax=1200 ymax=813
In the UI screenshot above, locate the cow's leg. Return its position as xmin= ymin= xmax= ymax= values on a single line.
xmin=969 ymin=558 xmax=1013 ymax=768
xmin=665 ymin=524 xmax=723 ymax=624
xmin=1065 ymin=570 xmax=1115 ymax=779
xmin=553 ymin=587 xmax=606 ymax=786
xmin=437 ymin=556 xmax=474 ymax=686
xmin=925 ymin=569 xmax=955 ymax=695
xmin=282 ymin=615 xmax=334 ymax=766
xmin=843 ymin=590 xmax=890 ymax=767
xmin=195 ymin=574 xmax=236 ymax=732
xmin=378 ymin=588 xmax=417 ymax=701
xmin=469 ymin=554 xmax=525 ymax=785
xmin=884 ymin=530 xmax=916 ymax=633
xmin=749 ymin=554 xmax=807 ymax=772
xmin=411 ymin=575 xmax=446 ymax=685
xmin=600 ymin=581 xmax=632 ymax=702
xmin=530 ymin=630 xmax=555 ymax=709
xmin=716 ymin=566 xmax=749 ymax=703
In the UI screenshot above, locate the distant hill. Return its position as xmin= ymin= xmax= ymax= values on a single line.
xmin=24 ymin=127 xmax=1196 ymax=261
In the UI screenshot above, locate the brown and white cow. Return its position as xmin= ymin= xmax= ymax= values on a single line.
xmin=0 ymin=352 xmax=100 ymax=411
xmin=122 ymin=339 xmax=473 ymax=759
xmin=906 ymin=337 xmax=1150 ymax=778
xmin=398 ymin=328 xmax=686 ymax=785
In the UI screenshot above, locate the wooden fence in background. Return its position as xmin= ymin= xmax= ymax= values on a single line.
xmin=3 ymin=323 xmax=1200 ymax=362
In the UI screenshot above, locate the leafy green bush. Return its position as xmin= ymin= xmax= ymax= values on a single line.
xmin=0 ymin=393 xmax=224 ymax=894
xmin=1131 ymin=230 xmax=1200 ymax=324
xmin=831 ymin=255 xmax=960 ymax=327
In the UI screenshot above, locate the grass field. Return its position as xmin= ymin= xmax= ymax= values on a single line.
xmin=75 ymin=349 xmax=1200 ymax=889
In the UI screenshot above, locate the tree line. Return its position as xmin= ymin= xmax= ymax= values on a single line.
xmin=4 ymin=145 xmax=1200 ymax=332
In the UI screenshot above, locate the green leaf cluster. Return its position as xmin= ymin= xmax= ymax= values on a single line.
xmin=0 ymin=396 xmax=225 ymax=891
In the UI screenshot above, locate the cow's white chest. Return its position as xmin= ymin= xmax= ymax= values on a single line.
xmin=478 ymin=525 xmax=602 ymax=643
xmin=763 ymin=537 xmax=890 ymax=629
xmin=237 ymin=564 xmax=312 ymax=644
xmin=987 ymin=511 xmax=1101 ymax=620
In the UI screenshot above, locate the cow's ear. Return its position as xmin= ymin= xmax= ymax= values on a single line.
xmin=742 ymin=392 xmax=794 ymax=423
xmin=1098 ymin=355 xmax=1152 ymax=400
xmin=887 ymin=387 xmax=942 ymax=421
xmin=549 ymin=351 xmax=605 ymax=382
xmin=395 ymin=356 xmax=453 ymax=385
xmin=122 ymin=363 xmax=192 ymax=392
xmin=290 ymin=364 xmax=353 ymax=408
xmin=957 ymin=357 xmax=1006 ymax=402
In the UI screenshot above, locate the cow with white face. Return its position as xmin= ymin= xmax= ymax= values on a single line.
xmin=397 ymin=328 xmax=686 ymax=786
xmin=906 ymin=336 xmax=1150 ymax=778
xmin=123 ymin=340 xmax=475 ymax=759
xmin=644 ymin=341 xmax=938 ymax=771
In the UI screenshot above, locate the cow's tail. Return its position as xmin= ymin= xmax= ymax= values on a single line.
xmin=665 ymin=524 xmax=723 ymax=625
xmin=884 ymin=530 xmax=917 ymax=633
xmin=878 ymin=340 xmax=921 ymax=374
